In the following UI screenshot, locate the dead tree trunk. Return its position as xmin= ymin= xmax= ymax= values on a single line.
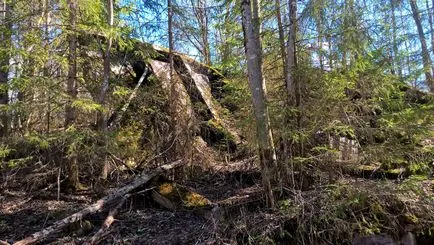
xmin=241 ymin=0 xmax=277 ymax=208
xmin=109 ymin=71 xmax=147 ymax=129
xmin=88 ymin=194 xmax=130 ymax=244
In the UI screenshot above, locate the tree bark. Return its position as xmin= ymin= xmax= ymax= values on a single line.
xmin=44 ymin=0 xmax=51 ymax=133
xmin=167 ymin=0 xmax=181 ymax=163
xmin=98 ymin=0 xmax=114 ymax=181
xmin=274 ymin=0 xmax=288 ymax=86
xmin=409 ymin=0 xmax=434 ymax=92
xmin=65 ymin=0 xmax=81 ymax=189
xmin=241 ymin=0 xmax=277 ymax=208
xmin=286 ymin=0 xmax=303 ymax=157
xmin=427 ymin=0 xmax=434 ymax=55
xmin=97 ymin=0 xmax=113 ymax=131
xmin=286 ymin=0 xmax=297 ymax=101
xmin=0 ymin=0 xmax=10 ymax=137
xmin=314 ymin=2 xmax=324 ymax=70
xmin=391 ymin=0 xmax=402 ymax=77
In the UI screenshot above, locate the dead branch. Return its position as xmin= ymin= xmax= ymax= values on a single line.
xmin=13 ymin=160 xmax=183 ymax=245
xmin=87 ymin=194 xmax=131 ymax=244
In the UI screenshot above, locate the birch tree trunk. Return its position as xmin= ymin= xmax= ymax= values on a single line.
xmin=241 ymin=0 xmax=277 ymax=208
xmin=409 ymin=0 xmax=434 ymax=92
xmin=65 ymin=0 xmax=81 ymax=189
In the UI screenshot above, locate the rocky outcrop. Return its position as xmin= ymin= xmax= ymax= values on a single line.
xmin=113 ymin=44 xmax=240 ymax=152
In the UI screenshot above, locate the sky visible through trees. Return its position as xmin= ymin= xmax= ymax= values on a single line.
xmin=121 ymin=0 xmax=434 ymax=89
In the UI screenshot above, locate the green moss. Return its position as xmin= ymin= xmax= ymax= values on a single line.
xmin=403 ymin=214 xmax=419 ymax=224
xmin=156 ymin=182 xmax=211 ymax=209
xmin=184 ymin=192 xmax=211 ymax=207
xmin=386 ymin=168 xmax=405 ymax=175
xmin=207 ymin=119 xmax=235 ymax=141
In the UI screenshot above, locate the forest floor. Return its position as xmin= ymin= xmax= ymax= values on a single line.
xmin=0 ymin=156 xmax=267 ymax=244
xmin=1 ymin=155 xmax=434 ymax=244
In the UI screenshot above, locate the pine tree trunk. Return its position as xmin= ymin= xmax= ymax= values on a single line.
xmin=391 ymin=0 xmax=401 ymax=77
xmin=285 ymin=0 xmax=303 ymax=157
xmin=44 ymin=0 xmax=51 ymax=133
xmin=97 ymin=0 xmax=113 ymax=132
xmin=427 ymin=0 xmax=434 ymax=55
xmin=197 ymin=0 xmax=211 ymax=65
xmin=275 ymin=0 xmax=288 ymax=87
xmin=286 ymin=0 xmax=297 ymax=101
xmin=317 ymin=20 xmax=324 ymax=70
xmin=241 ymin=0 xmax=277 ymax=208
xmin=0 ymin=0 xmax=10 ymax=137
xmin=65 ymin=0 xmax=81 ymax=189
xmin=98 ymin=0 xmax=114 ymax=181
xmin=409 ymin=0 xmax=434 ymax=92
xmin=167 ymin=0 xmax=179 ymax=163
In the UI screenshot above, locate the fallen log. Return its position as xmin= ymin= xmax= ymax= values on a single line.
xmin=216 ymin=186 xmax=263 ymax=207
xmin=87 ymin=194 xmax=131 ymax=244
xmin=13 ymin=160 xmax=183 ymax=245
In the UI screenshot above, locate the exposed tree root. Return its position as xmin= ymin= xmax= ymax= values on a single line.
xmin=12 ymin=160 xmax=183 ymax=245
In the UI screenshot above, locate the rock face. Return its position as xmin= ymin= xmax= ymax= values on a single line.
xmin=116 ymin=44 xmax=240 ymax=152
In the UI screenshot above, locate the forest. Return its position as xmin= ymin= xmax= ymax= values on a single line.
xmin=1 ymin=0 xmax=434 ymax=244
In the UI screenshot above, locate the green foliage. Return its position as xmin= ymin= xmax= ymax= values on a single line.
xmin=113 ymin=86 xmax=131 ymax=98
xmin=275 ymin=181 xmax=434 ymax=244
xmin=269 ymin=46 xmax=434 ymax=177
xmin=72 ymin=98 xmax=103 ymax=113
xmin=113 ymin=123 xmax=143 ymax=165
xmin=324 ymin=121 xmax=356 ymax=139
xmin=220 ymin=79 xmax=249 ymax=112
